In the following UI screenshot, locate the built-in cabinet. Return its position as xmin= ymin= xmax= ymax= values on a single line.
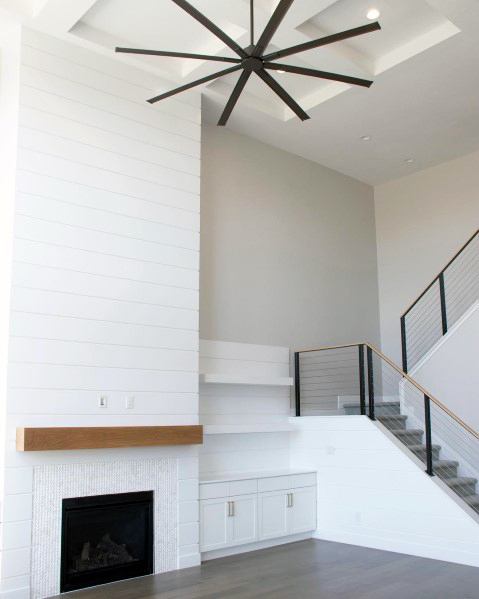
xmin=200 ymin=471 xmax=317 ymax=553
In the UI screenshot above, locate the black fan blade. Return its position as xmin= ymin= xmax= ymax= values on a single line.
xmin=253 ymin=0 xmax=295 ymax=57
xmin=265 ymin=63 xmax=373 ymax=87
xmin=263 ymin=22 xmax=381 ymax=61
xmin=218 ymin=70 xmax=252 ymax=126
xmin=116 ymin=47 xmax=241 ymax=63
xmin=171 ymin=0 xmax=247 ymax=58
xmin=256 ymin=69 xmax=309 ymax=121
xmin=148 ymin=65 xmax=242 ymax=103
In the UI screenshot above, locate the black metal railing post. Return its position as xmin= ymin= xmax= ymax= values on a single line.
xmin=424 ymin=394 xmax=434 ymax=476
xmin=358 ymin=344 xmax=366 ymax=415
xmin=438 ymin=272 xmax=448 ymax=336
xmin=294 ymin=351 xmax=301 ymax=417
xmin=366 ymin=346 xmax=375 ymax=420
xmin=400 ymin=315 xmax=408 ymax=374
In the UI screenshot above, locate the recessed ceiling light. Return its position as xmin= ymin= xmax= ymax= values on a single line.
xmin=367 ymin=8 xmax=380 ymax=20
xmin=277 ymin=70 xmax=285 ymax=74
xmin=360 ymin=135 xmax=372 ymax=141
xmin=405 ymin=158 xmax=414 ymax=164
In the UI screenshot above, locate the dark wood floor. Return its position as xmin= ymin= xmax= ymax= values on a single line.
xmin=54 ymin=540 xmax=479 ymax=599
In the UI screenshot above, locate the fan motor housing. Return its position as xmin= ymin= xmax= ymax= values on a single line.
xmin=242 ymin=57 xmax=263 ymax=72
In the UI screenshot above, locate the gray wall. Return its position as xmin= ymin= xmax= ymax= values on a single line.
xmin=375 ymin=150 xmax=479 ymax=364
xmin=200 ymin=125 xmax=380 ymax=349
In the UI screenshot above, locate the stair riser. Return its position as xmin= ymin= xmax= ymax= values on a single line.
xmin=394 ymin=432 xmax=424 ymax=446
xmin=344 ymin=405 xmax=401 ymax=416
xmin=436 ymin=466 xmax=459 ymax=479
xmin=378 ymin=418 xmax=407 ymax=431
xmin=448 ymin=482 xmax=477 ymax=498
xmin=411 ymin=447 xmax=441 ymax=461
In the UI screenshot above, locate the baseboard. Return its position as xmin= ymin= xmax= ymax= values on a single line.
xmin=178 ymin=552 xmax=201 ymax=569
xmin=201 ymin=532 xmax=313 ymax=561
xmin=313 ymin=529 xmax=479 ymax=568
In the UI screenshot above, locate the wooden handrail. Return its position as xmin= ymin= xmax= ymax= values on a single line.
xmin=401 ymin=229 xmax=478 ymax=318
xmin=296 ymin=342 xmax=479 ymax=440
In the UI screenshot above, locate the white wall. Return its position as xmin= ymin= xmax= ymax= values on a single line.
xmin=200 ymin=125 xmax=380 ymax=350
xmin=289 ymin=416 xmax=479 ymax=567
xmin=0 ymin=10 xmax=21 ymax=505
xmin=375 ymin=152 xmax=479 ymax=364
xmin=199 ymin=340 xmax=291 ymax=476
xmin=0 ymin=28 xmax=201 ymax=598
xmin=411 ymin=303 xmax=479 ymax=431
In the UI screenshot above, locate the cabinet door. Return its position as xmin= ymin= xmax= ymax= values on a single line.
xmin=200 ymin=497 xmax=229 ymax=552
xmin=258 ymin=490 xmax=288 ymax=540
xmin=229 ymin=494 xmax=258 ymax=546
xmin=288 ymin=487 xmax=317 ymax=534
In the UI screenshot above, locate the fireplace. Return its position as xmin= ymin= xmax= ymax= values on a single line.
xmin=60 ymin=491 xmax=154 ymax=593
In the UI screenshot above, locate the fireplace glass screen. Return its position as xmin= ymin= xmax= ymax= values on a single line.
xmin=61 ymin=491 xmax=153 ymax=592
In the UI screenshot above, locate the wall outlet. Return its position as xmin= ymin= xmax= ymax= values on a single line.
xmin=98 ymin=395 xmax=108 ymax=408
xmin=125 ymin=396 xmax=135 ymax=410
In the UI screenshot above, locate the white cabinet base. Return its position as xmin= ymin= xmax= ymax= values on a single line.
xmin=199 ymin=470 xmax=317 ymax=560
xmin=201 ymin=532 xmax=314 ymax=562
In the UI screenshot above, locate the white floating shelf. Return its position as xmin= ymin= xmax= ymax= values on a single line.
xmin=203 ymin=423 xmax=294 ymax=435
xmin=199 ymin=373 xmax=293 ymax=386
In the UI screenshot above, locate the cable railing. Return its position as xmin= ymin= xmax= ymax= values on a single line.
xmin=400 ymin=229 xmax=479 ymax=373
xmin=294 ymin=343 xmax=479 ymax=515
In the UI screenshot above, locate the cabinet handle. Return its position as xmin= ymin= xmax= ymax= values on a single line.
xmin=287 ymin=493 xmax=291 ymax=508
xmin=290 ymin=492 xmax=294 ymax=508
xmin=231 ymin=500 xmax=235 ymax=516
xmin=227 ymin=501 xmax=231 ymax=517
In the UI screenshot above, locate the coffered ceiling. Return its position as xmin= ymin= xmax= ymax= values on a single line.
xmin=3 ymin=0 xmax=479 ymax=184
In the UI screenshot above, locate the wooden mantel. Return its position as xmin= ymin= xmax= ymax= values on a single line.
xmin=16 ymin=425 xmax=203 ymax=451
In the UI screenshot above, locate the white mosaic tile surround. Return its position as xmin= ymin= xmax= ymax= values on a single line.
xmin=31 ymin=459 xmax=177 ymax=599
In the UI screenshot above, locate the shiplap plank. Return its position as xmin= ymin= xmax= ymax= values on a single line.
xmin=200 ymin=339 xmax=290 ymax=363
xmin=200 ymin=357 xmax=288 ymax=377
xmin=18 ymin=128 xmax=200 ymax=195
xmin=20 ymin=64 xmax=199 ymax=142
xmin=8 ymin=363 xmax=198 ymax=392
xmin=12 ymin=263 xmax=198 ymax=310
xmin=21 ymin=36 xmax=200 ymax=123
xmin=19 ymin=105 xmax=200 ymax=176
xmin=20 ymin=85 xmax=200 ymax=158
xmin=22 ymin=29 xmax=198 ymax=110
xmin=14 ymin=211 xmax=199 ymax=270
xmin=8 ymin=389 xmax=197 ymax=416
xmin=11 ymin=286 xmax=198 ymax=330
xmin=10 ymin=313 xmax=198 ymax=350
xmin=10 ymin=336 xmax=196 ymax=372
xmin=17 ymin=170 xmax=199 ymax=227
xmin=13 ymin=239 xmax=199 ymax=289
xmin=18 ymin=148 xmax=199 ymax=213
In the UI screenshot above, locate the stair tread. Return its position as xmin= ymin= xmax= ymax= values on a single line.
xmin=343 ymin=401 xmax=400 ymax=409
xmin=464 ymin=495 xmax=479 ymax=506
xmin=409 ymin=443 xmax=441 ymax=451
xmin=444 ymin=477 xmax=478 ymax=486
xmin=433 ymin=460 xmax=459 ymax=467
xmin=378 ymin=415 xmax=407 ymax=421
xmin=391 ymin=428 xmax=423 ymax=434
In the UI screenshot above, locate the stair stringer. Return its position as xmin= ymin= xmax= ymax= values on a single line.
xmin=374 ymin=419 xmax=479 ymax=524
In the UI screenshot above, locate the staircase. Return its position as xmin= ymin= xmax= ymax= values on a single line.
xmin=294 ymin=342 xmax=479 ymax=520
xmin=344 ymin=399 xmax=479 ymax=514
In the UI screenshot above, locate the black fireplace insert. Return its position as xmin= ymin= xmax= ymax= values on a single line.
xmin=61 ymin=491 xmax=153 ymax=593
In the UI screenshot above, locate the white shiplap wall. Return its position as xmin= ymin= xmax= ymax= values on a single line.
xmin=289 ymin=416 xmax=479 ymax=566
xmin=199 ymin=340 xmax=291 ymax=475
xmin=0 ymin=28 xmax=200 ymax=599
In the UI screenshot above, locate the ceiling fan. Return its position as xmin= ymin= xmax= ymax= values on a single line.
xmin=116 ymin=0 xmax=381 ymax=125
